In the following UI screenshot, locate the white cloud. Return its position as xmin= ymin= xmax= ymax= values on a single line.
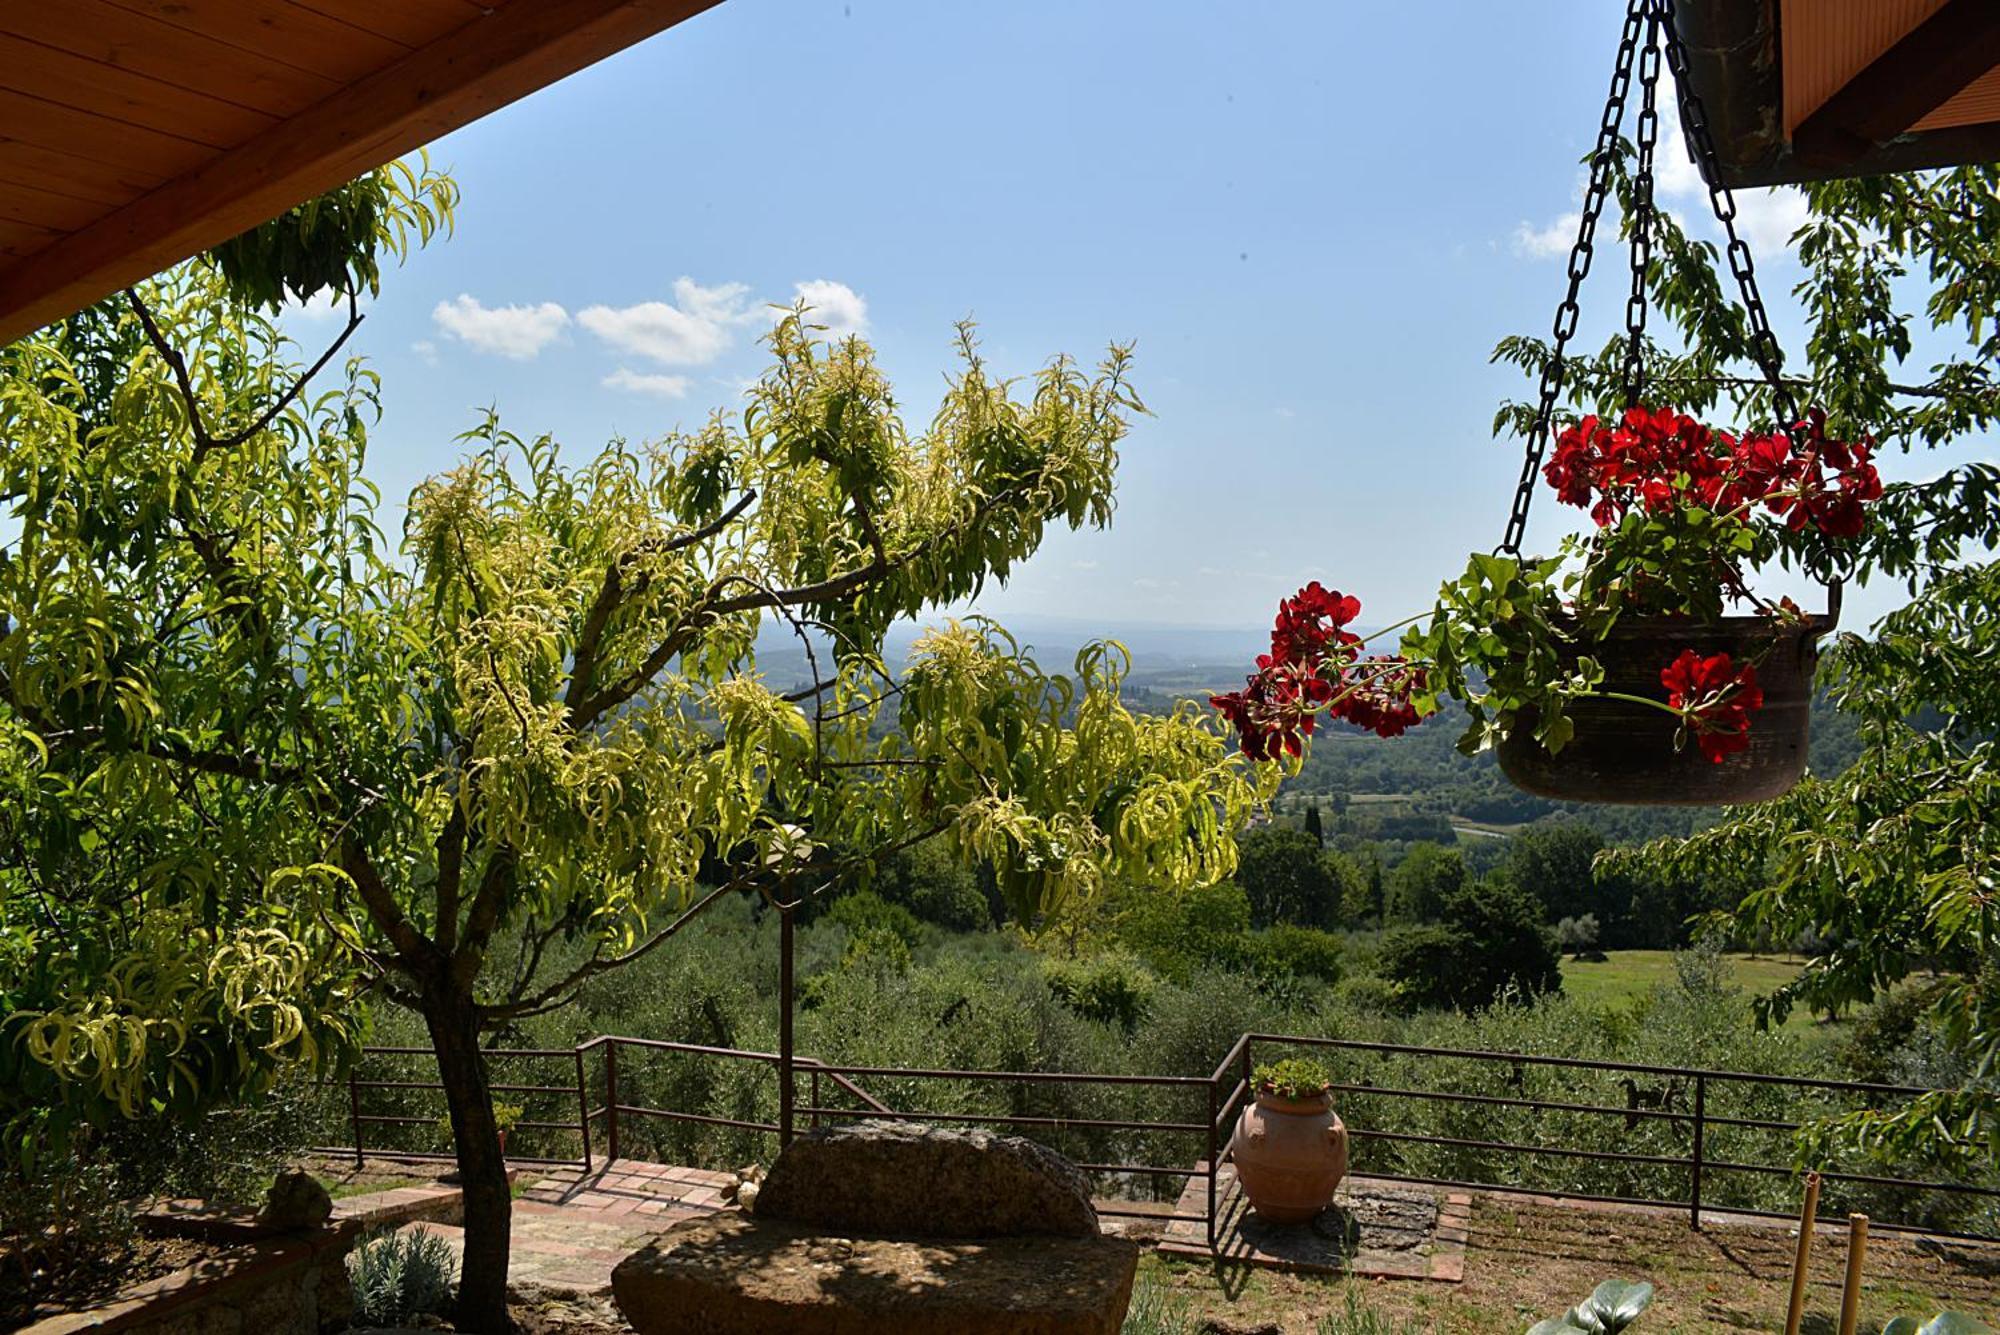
xmin=1513 ymin=212 xmax=1581 ymax=259
xmin=578 ymin=277 xmax=759 ymax=366
xmin=602 ymin=367 xmax=692 ymax=398
xmin=411 ymin=339 xmax=439 ymax=367
xmin=790 ymin=279 xmax=869 ymax=340
xmin=432 ymin=294 xmax=570 ymax=359
xmin=279 ymin=289 xmax=370 ymax=324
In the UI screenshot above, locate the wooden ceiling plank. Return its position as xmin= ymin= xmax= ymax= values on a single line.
xmin=1 ymin=2 xmax=341 ymax=119
xmin=0 ymin=0 xmax=723 ymax=347
xmin=0 ymin=218 xmax=65 ymax=263
xmin=0 ymin=90 xmax=213 ymax=179
xmin=0 ymin=141 xmax=159 ymax=207
xmin=0 ymin=34 xmax=279 ymax=151
xmin=96 ymin=0 xmax=411 ymax=85
xmin=1793 ymin=0 xmax=2000 ymax=164
xmin=285 ymin=0 xmax=495 ymax=50
xmin=0 ymin=182 xmax=108 ymax=233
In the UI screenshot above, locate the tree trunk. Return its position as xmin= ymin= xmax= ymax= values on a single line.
xmin=424 ymin=983 xmax=512 ymax=1332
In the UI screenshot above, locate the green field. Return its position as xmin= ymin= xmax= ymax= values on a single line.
xmin=1561 ymin=950 xmax=1826 ymax=1033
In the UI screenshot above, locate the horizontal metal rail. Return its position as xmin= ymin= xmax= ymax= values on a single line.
xmin=797 ymin=1105 xmax=1206 ymax=1135
xmin=1253 ymin=1033 xmax=1938 ymax=1098
xmin=320 ymin=1028 xmax=1996 ymax=1252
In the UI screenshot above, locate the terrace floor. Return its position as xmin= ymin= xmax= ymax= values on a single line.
xmin=327 ymin=1154 xmax=2000 ymax=1333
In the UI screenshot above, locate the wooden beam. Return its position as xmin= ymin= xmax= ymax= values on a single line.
xmin=0 ymin=0 xmax=723 ymax=347
xmin=1793 ymin=0 xmax=2000 ymax=167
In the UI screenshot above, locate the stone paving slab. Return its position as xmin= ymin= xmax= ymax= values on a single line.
xmin=397 ymin=1158 xmax=733 ymax=1295
xmin=1158 ymin=1167 xmax=1471 ymax=1282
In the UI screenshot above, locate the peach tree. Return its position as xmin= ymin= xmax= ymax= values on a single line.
xmin=0 ymin=185 xmax=1264 ymax=1326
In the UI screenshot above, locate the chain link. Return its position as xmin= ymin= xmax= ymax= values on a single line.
xmin=1620 ymin=4 xmax=1663 ymax=407
xmin=1500 ymin=0 xmax=1797 ymax=555
xmin=1499 ymin=0 xmax=1648 ymax=556
xmin=1659 ymin=6 xmax=1798 ymax=425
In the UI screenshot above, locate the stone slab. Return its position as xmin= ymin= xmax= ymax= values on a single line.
xmin=755 ymin=1119 xmax=1100 ymax=1239
xmin=612 ymin=1210 xmax=1139 ymax=1335
xmin=1158 ymin=1167 xmax=1470 ymax=1282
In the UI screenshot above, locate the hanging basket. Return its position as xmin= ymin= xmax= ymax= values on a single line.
xmin=1495 ymin=591 xmax=1838 ymax=806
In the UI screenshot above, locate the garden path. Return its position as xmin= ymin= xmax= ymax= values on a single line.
xmin=358 ymin=1159 xmax=735 ymax=1294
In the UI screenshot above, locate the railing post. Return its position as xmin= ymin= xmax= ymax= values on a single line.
xmin=576 ymin=1045 xmax=593 ymax=1173
xmin=605 ymin=1039 xmax=621 ymax=1164
xmin=1206 ymin=1070 xmax=1219 ymax=1251
xmin=348 ymin=1067 xmax=365 ymax=1170
xmin=1691 ymin=1072 xmax=1707 ymax=1230
xmin=810 ymin=1067 xmax=821 ymax=1130
xmin=779 ymin=901 xmax=796 ymax=1148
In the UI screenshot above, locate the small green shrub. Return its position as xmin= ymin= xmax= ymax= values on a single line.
xmin=1120 ymin=1266 xmax=1197 ymax=1335
xmin=828 ymin=890 xmax=923 ymax=947
xmin=1332 ymin=972 xmax=1406 ymax=1016
xmin=1315 ymin=1288 xmax=1444 ymax=1333
xmin=1044 ymin=952 xmax=1157 ymax=1032
xmin=348 ymin=1226 xmax=457 ymax=1326
xmin=1527 ymin=1278 xmax=1653 ymax=1334
xmin=1247 ymin=924 xmax=1346 ymax=984
xmin=1255 ymin=1056 xmax=1332 ymax=1100
xmin=0 ymin=1152 xmax=135 ymax=1302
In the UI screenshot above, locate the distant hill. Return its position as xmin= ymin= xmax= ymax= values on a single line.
xmin=753 ymin=613 xmax=1863 ymax=849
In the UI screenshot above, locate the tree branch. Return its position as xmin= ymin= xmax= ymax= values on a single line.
xmin=569 ymin=483 xmax=1030 ymax=729
xmin=124 ymin=285 xmax=364 ymax=469
xmin=434 ymin=803 xmax=466 ymax=954
xmin=564 ymin=489 xmax=757 ymax=719
xmin=452 ymin=846 xmax=518 ymax=988
xmin=339 ymin=840 xmax=430 ymax=964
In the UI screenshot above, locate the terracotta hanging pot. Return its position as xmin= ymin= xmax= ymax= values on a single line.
xmin=1229 ymin=1087 xmax=1349 ymax=1224
xmin=1496 ymin=592 xmax=1838 ymax=806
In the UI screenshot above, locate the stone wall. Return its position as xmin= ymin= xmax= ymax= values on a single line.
xmin=22 ymin=1221 xmax=359 ymax=1335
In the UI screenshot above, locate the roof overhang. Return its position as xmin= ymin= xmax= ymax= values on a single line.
xmin=1674 ymin=0 xmax=2000 ymax=188
xmin=0 ymin=0 xmax=721 ymax=348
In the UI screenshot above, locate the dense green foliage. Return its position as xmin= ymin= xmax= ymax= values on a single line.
xmin=0 ymin=167 xmax=1269 ymax=1323
xmin=321 ymin=908 xmax=1997 ymax=1237
xmin=1550 ymin=166 xmax=2000 ymax=1167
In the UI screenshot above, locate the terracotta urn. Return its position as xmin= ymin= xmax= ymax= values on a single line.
xmin=1229 ymin=1086 xmax=1348 ymax=1224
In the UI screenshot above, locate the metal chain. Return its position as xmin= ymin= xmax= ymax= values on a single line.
xmin=1620 ymin=2 xmax=1663 ymax=408
xmin=1500 ymin=0 xmax=1800 ymax=555
xmin=1659 ymin=5 xmax=1798 ymax=426
xmin=1499 ymin=0 xmax=1649 ymax=556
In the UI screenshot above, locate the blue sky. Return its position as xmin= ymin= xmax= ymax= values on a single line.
xmin=287 ymin=0 xmax=1986 ymax=637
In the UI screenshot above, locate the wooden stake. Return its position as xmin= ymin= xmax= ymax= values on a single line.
xmin=1784 ymin=1171 xmax=1822 ymax=1335
xmin=1837 ymin=1213 xmax=1870 ymax=1335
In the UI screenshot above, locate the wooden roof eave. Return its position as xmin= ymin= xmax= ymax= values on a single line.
xmin=1675 ymin=0 xmax=2000 ymax=189
xmin=0 ymin=0 xmax=720 ymax=349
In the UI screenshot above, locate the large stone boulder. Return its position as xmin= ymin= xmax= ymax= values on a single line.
xmin=754 ymin=1119 xmax=1099 ymax=1239
xmin=611 ymin=1211 xmax=1138 ymax=1335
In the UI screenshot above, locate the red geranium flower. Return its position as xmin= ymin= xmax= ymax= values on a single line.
xmin=1661 ymin=649 xmax=1764 ymax=763
xmin=1215 ymin=585 xmax=1429 ymax=759
xmin=1331 ymin=656 xmax=1428 ymax=738
xmin=1270 ymin=581 xmax=1362 ymax=667
xmin=1211 ymin=655 xmax=1334 ymax=761
xmin=1545 ymin=403 xmax=1880 ymax=542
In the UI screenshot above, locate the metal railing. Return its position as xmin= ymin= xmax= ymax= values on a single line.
xmin=320 ymin=1029 xmax=2000 ymax=1249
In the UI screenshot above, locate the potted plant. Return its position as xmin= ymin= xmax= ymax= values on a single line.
xmin=1228 ymin=1057 xmax=1348 ymax=1224
xmin=437 ymin=1102 xmax=524 ymax=1158
xmin=1210 ymin=405 xmax=1879 ymax=805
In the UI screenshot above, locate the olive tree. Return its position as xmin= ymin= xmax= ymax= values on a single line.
xmin=1 ymin=187 xmax=1265 ymax=1325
